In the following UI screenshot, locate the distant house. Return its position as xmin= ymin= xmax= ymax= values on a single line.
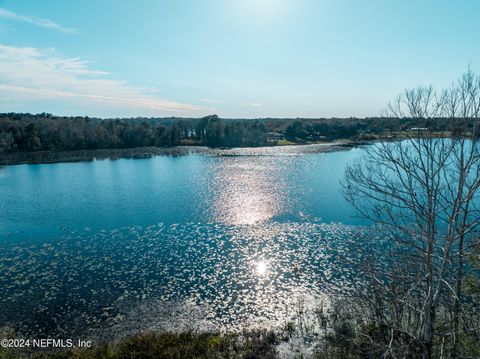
xmin=409 ymin=127 xmax=428 ymax=131
xmin=267 ymin=132 xmax=285 ymax=143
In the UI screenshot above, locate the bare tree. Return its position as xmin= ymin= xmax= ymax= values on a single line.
xmin=343 ymin=69 xmax=480 ymax=358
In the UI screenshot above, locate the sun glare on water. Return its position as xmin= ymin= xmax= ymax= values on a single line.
xmin=255 ymin=260 xmax=268 ymax=276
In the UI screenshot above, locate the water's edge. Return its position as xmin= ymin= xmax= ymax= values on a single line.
xmin=0 ymin=142 xmax=360 ymax=166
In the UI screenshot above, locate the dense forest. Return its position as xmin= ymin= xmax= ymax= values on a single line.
xmin=0 ymin=112 xmax=457 ymax=154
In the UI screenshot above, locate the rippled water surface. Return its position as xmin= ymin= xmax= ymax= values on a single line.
xmin=0 ymin=145 xmax=370 ymax=338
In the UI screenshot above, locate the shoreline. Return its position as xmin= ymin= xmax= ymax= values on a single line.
xmin=0 ymin=140 xmax=364 ymax=166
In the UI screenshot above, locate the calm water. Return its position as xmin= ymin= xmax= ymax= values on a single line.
xmin=0 ymin=145 xmax=372 ymax=339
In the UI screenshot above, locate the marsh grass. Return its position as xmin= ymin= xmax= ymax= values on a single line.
xmin=0 ymin=330 xmax=279 ymax=359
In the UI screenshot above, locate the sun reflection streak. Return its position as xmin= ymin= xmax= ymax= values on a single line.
xmin=209 ymin=159 xmax=286 ymax=225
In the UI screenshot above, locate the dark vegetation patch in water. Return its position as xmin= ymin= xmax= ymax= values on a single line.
xmin=0 ymin=222 xmax=383 ymax=341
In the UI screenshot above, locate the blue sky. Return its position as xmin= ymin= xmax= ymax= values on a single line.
xmin=0 ymin=0 xmax=479 ymax=118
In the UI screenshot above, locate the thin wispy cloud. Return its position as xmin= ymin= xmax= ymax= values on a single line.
xmin=0 ymin=8 xmax=77 ymax=34
xmin=248 ymin=102 xmax=262 ymax=107
xmin=199 ymin=98 xmax=222 ymax=104
xmin=0 ymin=44 xmax=205 ymax=115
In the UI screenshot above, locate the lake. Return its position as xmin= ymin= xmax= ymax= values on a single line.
xmin=0 ymin=145 xmax=374 ymax=339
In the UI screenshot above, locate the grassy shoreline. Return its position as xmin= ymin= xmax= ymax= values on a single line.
xmin=0 ymin=331 xmax=281 ymax=359
xmin=0 ymin=140 xmax=361 ymax=166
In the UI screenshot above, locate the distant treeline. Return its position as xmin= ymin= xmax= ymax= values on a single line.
xmin=0 ymin=112 xmax=456 ymax=153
